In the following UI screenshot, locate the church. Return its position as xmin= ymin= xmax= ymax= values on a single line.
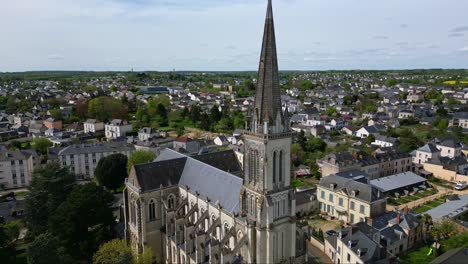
xmin=123 ymin=1 xmax=306 ymax=263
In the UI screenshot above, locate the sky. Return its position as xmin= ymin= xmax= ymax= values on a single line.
xmin=0 ymin=0 xmax=467 ymax=72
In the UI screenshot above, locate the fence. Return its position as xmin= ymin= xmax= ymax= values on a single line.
xmin=308 ymin=236 xmax=325 ymax=252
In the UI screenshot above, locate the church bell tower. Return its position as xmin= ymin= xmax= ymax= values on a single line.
xmin=241 ymin=1 xmax=296 ymax=263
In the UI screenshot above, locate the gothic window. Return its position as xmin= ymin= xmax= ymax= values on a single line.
xmin=149 ymin=200 xmax=156 ymax=221
xmin=277 ymin=201 xmax=280 ymax=217
xmin=282 ymin=199 xmax=286 ymax=215
xmin=279 ymin=150 xmax=283 ymax=182
xmin=250 ymin=196 xmax=255 ymax=216
xmin=273 ymin=151 xmax=277 ymax=183
xmin=168 ymin=194 xmax=175 ymax=209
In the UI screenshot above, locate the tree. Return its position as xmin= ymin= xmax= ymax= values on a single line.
xmin=27 ymin=232 xmax=73 ymax=264
xmin=128 ymin=150 xmax=156 ymax=171
xmin=153 ymin=95 xmax=171 ymax=108
xmin=95 ymin=154 xmax=128 ymax=192
xmin=50 ymin=108 xmax=63 ymax=120
xmin=365 ymin=134 xmax=376 ymax=145
xmin=25 ymin=162 xmax=75 ymax=236
xmin=0 ymin=220 xmax=21 ymax=262
xmin=307 ymin=137 xmax=327 ymax=153
xmin=299 ymin=80 xmax=314 ymax=91
xmin=93 ymin=239 xmax=133 ymax=264
xmin=155 ymin=103 xmax=168 ymax=127
xmin=31 ymin=137 xmax=52 ymax=155
xmin=93 ymin=239 xmax=154 ymax=264
xmin=88 ymin=96 xmax=128 ymax=122
xmin=48 ymin=183 xmax=115 ymax=260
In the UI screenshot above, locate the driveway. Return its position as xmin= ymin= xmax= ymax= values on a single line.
xmin=307 ymin=241 xmax=333 ymax=264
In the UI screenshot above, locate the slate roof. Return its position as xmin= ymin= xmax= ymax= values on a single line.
xmin=418 ymin=143 xmax=440 ymax=153
xmin=319 ymin=174 xmax=382 ymax=203
xmin=134 ymin=158 xmax=186 ymax=192
xmin=55 ymin=141 xmax=135 ymax=156
xmin=370 ymin=172 xmax=427 ymax=193
xmin=192 ymin=150 xmax=242 ymax=176
xmin=329 ymin=226 xmax=382 ymax=263
xmin=425 ymin=194 xmax=468 ymax=220
xmin=437 ymin=138 xmax=462 ymax=148
xmin=371 ymin=211 xmax=420 ymax=231
xmin=0 ymin=149 xmax=37 ymax=161
xmin=154 ymin=148 xmax=243 ymax=214
xmin=295 ymin=188 xmax=316 ymax=206
xmin=453 ymin=112 xmax=468 ymax=120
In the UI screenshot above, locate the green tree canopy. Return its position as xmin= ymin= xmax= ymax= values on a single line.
xmin=88 ymin=96 xmax=128 ymax=122
xmin=31 ymin=137 xmax=52 ymax=155
xmin=26 ymin=232 xmax=74 ymax=264
xmin=128 ymin=150 xmax=156 ymax=171
xmin=25 ymin=162 xmax=76 ymax=236
xmin=48 ymin=183 xmax=115 ymax=261
xmin=95 ymin=153 xmax=128 ymax=191
xmin=93 ymin=239 xmax=133 ymax=264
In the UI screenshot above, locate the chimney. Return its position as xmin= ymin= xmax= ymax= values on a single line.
xmin=404 ymin=206 xmax=409 ymax=215
xmin=353 ymin=153 xmax=358 ymax=160
xmin=397 ymin=213 xmax=401 ymax=224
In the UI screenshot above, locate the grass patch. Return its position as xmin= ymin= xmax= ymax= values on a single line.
xmin=443 ymin=80 xmax=468 ymax=85
xmin=292 ymin=178 xmax=316 ymax=189
xmin=411 ymin=197 xmax=446 ymax=215
xmin=389 ymin=189 xmax=439 ymax=206
xmin=400 ymin=233 xmax=468 ymax=264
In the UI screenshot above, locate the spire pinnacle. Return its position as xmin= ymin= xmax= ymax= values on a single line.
xmin=252 ymin=0 xmax=285 ymax=134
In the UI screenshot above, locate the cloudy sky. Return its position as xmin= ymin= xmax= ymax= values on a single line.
xmin=1 ymin=0 xmax=467 ymax=71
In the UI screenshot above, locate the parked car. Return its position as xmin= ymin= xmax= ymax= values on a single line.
xmin=326 ymin=230 xmax=337 ymax=236
xmin=455 ymin=181 xmax=467 ymax=190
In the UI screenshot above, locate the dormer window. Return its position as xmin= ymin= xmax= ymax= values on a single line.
xmin=330 ymin=183 xmax=337 ymax=190
xmin=351 ymin=190 xmax=359 ymax=197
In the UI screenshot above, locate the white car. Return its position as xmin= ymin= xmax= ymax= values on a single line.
xmin=455 ymin=181 xmax=467 ymax=190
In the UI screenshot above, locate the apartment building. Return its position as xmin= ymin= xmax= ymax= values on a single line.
xmin=84 ymin=119 xmax=104 ymax=133
xmin=105 ymin=119 xmax=133 ymax=139
xmin=317 ymin=174 xmax=386 ymax=225
xmin=324 ymin=210 xmax=422 ymax=263
xmin=51 ymin=142 xmax=134 ymax=180
xmin=321 ymin=150 xmax=412 ymax=180
xmin=413 ymin=143 xmax=440 ymax=165
xmin=436 ymin=138 xmax=462 ymax=159
xmin=0 ymin=149 xmax=39 ymax=189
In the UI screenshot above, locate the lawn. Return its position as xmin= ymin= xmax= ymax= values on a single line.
xmin=412 ymin=197 xmax=445 ymax=214
xmin=292 ymin=177 xmax=316 ymax=189
xmin=400 ymin=233 xmax=468 ymax=264
xmin=443 ymin=80 xmax=468 ymax=85
xmin=388 ymin=189 xmax=439 ymax=206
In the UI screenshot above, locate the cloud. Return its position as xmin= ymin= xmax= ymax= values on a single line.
xmin=451 ymin=26 xmax=468 ymax=33
xmin=448 ymin=33 xmax=463 ymax=37
xmin=459 ymin=46 xmax=468 ymax=51
xmin=400 ymin=24 xmax=408 ymax=28
xmin=396 ymin=42 xmax=409 ymax=46
xmin=47 ymin=54 xmax=65 ymax=60
xmin=225 ymin=45 xmax=237 ymax=50
xmin=374 ymin=36 xmax=389 ymax=40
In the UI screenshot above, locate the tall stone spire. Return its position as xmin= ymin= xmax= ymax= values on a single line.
xmin=252 ymin=0 xmax=285 ymax=134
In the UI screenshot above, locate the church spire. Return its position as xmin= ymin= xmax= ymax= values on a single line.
xmin=252 ymin=0 xmax=285 ymax=134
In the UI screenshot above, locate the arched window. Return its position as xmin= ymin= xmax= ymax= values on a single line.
xmin=279 ymin=150 xmax=283 ymax=182
xmin=149 ymin=200 xmax=156 ymax=221
xmin=168 ymin=195 xmax=175 ymax=209
xmin=273 ymin=151 xmax=277 ymax=184
xmin=283 ymin=199 xmax=286 ymax=215
xmin=249 ymin=149 xmax=255 ymax=182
